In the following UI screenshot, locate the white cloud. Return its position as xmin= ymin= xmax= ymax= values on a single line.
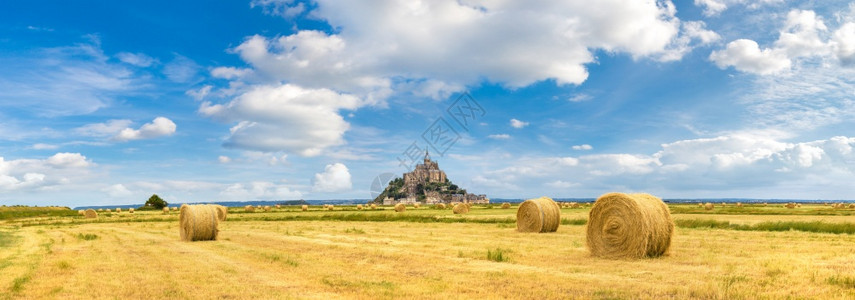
xmin=211 ymin=67 xmax=253 ymax=80
xmin=221 ymin=181 xmax=303 ymax=200
xmin=251 ymin=0 xmax=305 ymax=18
xmin=572 ymin=144 xmax=593 ymax=151
xmin=31 ymin=143 xmax=59 ymax=150
xmin=775 ymin=10 xmax=828 ymax=58
xmin=510 ymin=119 xmax=529 ymax=129
xmin=163 ymin=55 xmax=199 ymax=83
xmin=568 ymin=93 xmax=592 ymax=102
xmin=545 ymin=180 xmax=579 ymax=189
xmin=186 ymin=85 xmax=213 ymax=100
xmin=116 ymin=52 xmax=156 ymax=67
xmin=488 ymin=134 xmax=510 ymax=140
xmin=218 ymin=156 xmax=231 ymax=164
xmin=46 ymin=152 xmax=91 ymax=168
xmin=312 ymin=163 xmax=352 ymax=193
xmin=709 ymin=39 xmax=791 ymax=74
xmin=832 ymin=22 xmax=855 ymax=66
xmin=75 ymin=119 xmax=133 ymax=137
xmin=200 ymin=84 xmax=360 ymax=156
xmin=103 ymin=184 xmax=133 ymax=198
xmin=113 ymin=117 xmax=177 ymax=142
xmin=0 ymin=153 xmax=92 ymax=192
xmin=694 ymin=0 xmax=783 ymax=17
xmin=227 ymin=0 xmax=692 ymax=101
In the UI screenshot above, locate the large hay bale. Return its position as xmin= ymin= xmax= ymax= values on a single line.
xmin=501 ymin=202 xmax=511 ymax=209
xmin=179 ymin=204 xmax=219 ymax=241
xmin=515 ymin=197 xmax=559 ymax=233
xmin=453 ymin=203 xmax=470 ymax=214
xmin=301 ymin=205 xmax=308 ymax=211
xmin=129 ymin=208 xmax=135 ymax=214
xmin=163 ymin=207 xmax=170 ymax=214
xmin=84 ymin=208 xmax=98 ymax=219
xmin=394 ymin=203 xmax=406 ymax=212
xmin=704 ymin=203 xmax=714 ymax=210
xmin=245 ymin=205 xmax=255 ymax=212
xmin=586 ymin=193 xmax=673 ymax=259
xmin=212 ymin=205 xmax=227 ymax=221
xmin=357 ymin=204 xmax=364 ymax=210
xmin=435 ymin=203 xmax=446 ymax=209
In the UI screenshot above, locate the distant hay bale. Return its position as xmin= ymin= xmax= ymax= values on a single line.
xmin=163 ymin=207 xmax=170 ymax=214
xmin=116 ymin=208 xmax=122 ymax=213
xmin=179 ymin=204 xmax=219 ymax=241
xmin=796 ymin=203 xmax=802 ymax=208
xmin=453 ymin=203 xmax=470 ymax=214
xmin=465 ymin=203 xmax=472 ymax=208
xmin=435 ymin=203 xmax=446 ymax=209
xmin=586 ymin=193 xmax=673 ymax=259
xmin=697 ymin=203 xmax=703 ymax=208
xmin=245 ymin=205 xmax=255 ymax=213
xmin=721 ymin=202 xmax=726 ymax=206
xmin=370 ymin=203 xmax=377 ymax=210
xmin=785 ymin=203 xmax=796 ymax=209
xmin=736 ymin=202 xmax=743 ymax=208
xmin=172 ymin=206 xmax=177 ymax=211
xmin=98 ymin=208 xmax=104 ymax=212
xmin=515 ymin=197 xmax=560 ymax=233
xmin=78 ymin=210 xmax=85 ymax=215
xmin=327 ymin=205 xmax=334 ymax=211
xmin=212 ymin=205 xmax=227 ymax=221
xmin=129 ymin=208 xmax=135 ymax=214
xmin=704 ymin=203 xmax=714 ymax=210
xmin=763 ymin=202 xmax=768 ymax=207
xmin=570 ymin=202 xmax=581 ymax=209
xmin=84 ymin=209 xmax=98 ymax=218
xmin=413 ymin=203 xmax=420 ymax=209
xmin=849 ymin=204 xmax=855 ymax=209
xmin=357 ymin=204 xmax=364 ymax=210
xmin=263 ymin=206 xmax=272 ymax=212
xmin=501 ymin=202 xmax=511 ymax=209
xmin=275 ymin=204 xmax=281 ymax=209
xmin=301 ymin=205 xmax=308 ymax=211
xmin=395 ymin=203 xmax=406 ymax=212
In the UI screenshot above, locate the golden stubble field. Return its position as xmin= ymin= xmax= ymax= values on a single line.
xmin=2 ymin=204 xmax=855 ymax=299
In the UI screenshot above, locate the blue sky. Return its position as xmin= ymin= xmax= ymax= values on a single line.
xmin=2 ymin=0 xmax=855 ymax=207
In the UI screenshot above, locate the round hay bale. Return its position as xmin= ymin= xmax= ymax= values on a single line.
xmin=704 ymin=203 xmax=714 ymax=210
xmin=212 ymin=205 xmax=227 ymax=221
xmin=515 ymin=197 xmax=559 ymax=233
xmin=570 ymin=202 xmax=581 ymax=209
xmin=106 ymin=209 xmax=111 ymax=213
xmin=394 ymin=203 xmax=406 ymax=212
xmin=172 ymin=206 xmax=177 ymax=211
xmin=465 ymin=203 xmax=472 ymax=208
xmin=763 ymin=202 xmax=768 ymax=207
xmin=327 ymin=205 xmax=335 ymax=211
xmin=721 ymin=202 xmax=726 ymax=206
xmin=796 ymin=203 xmax=802 ymax=208
xmin=357 ymin=204 xmax=364 ymax=210
xmin=785 ymin=203 xmax=796 ymax=209
xmin=736 ymin=202 xmax=743 ymax=208
xmin=84 ymin=208 xmax=98 ymax=218
xmin=452 ymin=203 xmax=470 ymax=214
xmin=697 ymin=203 xmax=703 ymax=208
xmin=435 ymin=203 xmax=446 ymax=209
xmin=263 ymin=205 xmax=271 ymax=212
xmin=370 ymin=203 xmax=377 ymax=210
xmin=98 ymin=208 xmax=104 ymax=212
xmin=179 ymin=204 xmax=219 ymax=241
xmin=413 ymin=203 xmax=420 ymax=209
xmin=501 ymin=202 xmax=511 ymax=209
xmin=244 ymin=205 xmax=255 ymax=213
xmin=275 ymin=204 xmax=281 ymax=209
xmin=301 ymin=205 xmax=308 ymax=211
xmin=77 ymin=210 xmax=85 ymax=215
xmin=129 ymin=208 xmax=135 ymax=214
xmin=116 ymin=208 xmax=122 ymax=213
xmin=849 ymin=204 xmax=855 ymax=209
xmin=163 ymin=207 xmax=170 ymax=214
xmin=586 ymin=193 xmax=673 ymax=259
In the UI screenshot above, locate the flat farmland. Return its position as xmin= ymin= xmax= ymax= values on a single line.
xmin=2 ymin=204 xmax=855 ymax=299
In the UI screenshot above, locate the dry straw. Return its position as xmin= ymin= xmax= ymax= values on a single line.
xmin=849 ymin=204 xmax=855 ymax=209
xmin=275 ymin=204 xmax=281 ymax=209
xmin=327 ymin=205 xmax=335 ymax=211
xmin=84 ymin=208 xmax=98 ymax=219
xmin=570 ymin=202 xmax=581 ymax=209
xmin=301 ymin=205 xmax=309 ymax=211
xmin=357 ymin=204 xmax=364 ymax=210
xmin=172 ymin=206 xmax=177 ymax=211
xmin=501 ymin=202 xmax=511 ymax=209
xmin=413 ymin=203 xmax=420 ymax=209
xmin=435 ymin=203 xmax=446 ymax=209
xmin=129 ymin=208 xmax=135 ymax=214
xmin=395 ymin=203 xmax=406 ymax=212
xmin=697 ymin=203 xmax=703 ymax=208
xmin=163 ymin=207 xmax=170 ymax=214
xmin=264 ymin=206 xmax=272 ymax=212
xmin=453 ymin=203 xmax=470 ymax=214
xmin=212 ymin=205 xmax=227 ymax=221
xmin=704 ymin=203 xmax=714 ymax=210
xmin=370 ymin=203 xmax=377 ymax=210
xmin=245 ymin=205 xmax=255 ymax=213
xmin=106 ymin=209 xmax=111 ymax=213
xmin=98 ymin=208 xmax=104 ymax=212
xmin=78 ymin=210 xmax=85 ymax=215
xmin=116 ymin=208 xmax=122 ymax=213
xmin=785 ymin=203 xmax=796 ymax=209
xmin=736 ymin=202 xmax=743 ymax=208
xmin=586 ymin=193 xmax=674 ymax=259
xmin=515 ymin=197 xmax=560 ymax=233
xmin=179 ymin=204 xmax=219 ymax=241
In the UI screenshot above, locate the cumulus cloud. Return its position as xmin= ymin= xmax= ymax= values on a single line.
xmin=709 ymin=39 xmax=791 ymax=74
xmin=200 ymin=84 xmax=360 ymax=156
xmin=832 ymin=23 xmax=855 ymax=66
xmin=510 ymin=119 xmax=529 ymax=129
xmin=0 ymin=152 xmax=92 ymax=192
xmin=312 ymin=163 xmax=352 ymax=193
xmin=113 ymin=117 xmax=177 ymax=142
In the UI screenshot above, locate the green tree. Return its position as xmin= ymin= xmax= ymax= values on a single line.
xmin=145 ymin=194 xmax=168 ymax=209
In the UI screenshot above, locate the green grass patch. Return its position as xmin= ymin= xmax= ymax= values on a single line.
xmin=676 ymin=219 xmax=855 ymax=235
xmin=827 ymin=274 xmax=855 ymax=289
xmin=0 ymin=206 xmax=77 ymax=220
xmin=486 ymin=248 xmax=512 ymax=262
xmin=76 ymin=233 xmax=99 ymax=241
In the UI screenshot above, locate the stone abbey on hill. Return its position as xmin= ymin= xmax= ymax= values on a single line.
xmin=374 ymin=150 xmax=488 ymax=205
